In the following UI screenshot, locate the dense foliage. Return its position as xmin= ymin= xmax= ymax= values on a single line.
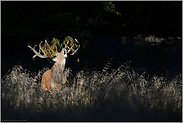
xmin=2 ymin=2 xmax=181 ymax=38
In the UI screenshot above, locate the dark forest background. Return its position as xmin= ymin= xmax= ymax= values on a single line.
xmin=2 ymin=2 xmax=181 ymax=37
xmin=2 ymin=1 xmax=182 ymax=79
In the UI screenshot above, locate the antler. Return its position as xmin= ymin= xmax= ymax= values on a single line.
xmin=28 ymin=41 xmax=52 ymax=59
xmin=69 ymin=38 xmax=80 ymax=55
xmin=65 ymin=36 xmax=80 ymax=55
xmin=28 ymin=36 xmax=80 ymax=60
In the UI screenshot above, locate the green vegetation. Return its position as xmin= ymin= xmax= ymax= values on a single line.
xmin=2 ymin=2 xmax=181 ymax=38
xmin=1 ymin=60 xmax=182 ymax=121
xmin=29 ymin=36 xmax=80 ymax=63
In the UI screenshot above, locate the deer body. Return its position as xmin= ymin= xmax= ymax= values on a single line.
xmin=28 ymin=37 xmax=80 ymax=93
xmin=41 ymin=48 xmax=68 ymax=92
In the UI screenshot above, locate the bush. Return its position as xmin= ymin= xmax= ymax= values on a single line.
xmin=1 ymin=60 xmax=182 ymax=121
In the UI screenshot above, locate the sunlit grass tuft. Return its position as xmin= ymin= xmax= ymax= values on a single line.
xmin=1 ymin=60 xmax=182 ymax=121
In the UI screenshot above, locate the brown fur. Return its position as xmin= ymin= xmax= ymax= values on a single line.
xmin=41 ymin=48 xmax=69 ymax=93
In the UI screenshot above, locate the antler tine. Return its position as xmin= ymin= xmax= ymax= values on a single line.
xmin=68 ymin=38 xmax=80 ymax=55
xmin=45 ymin=39 xmax=58 ymax=56
xmin=64 ymin=36 xmax=70 ymax=49
xmin=67 ymin=45 xmax=74 ymax=53
xmin=39 ymin=41 xmax=47 ymax=57
xmin=70 ymin=43 xmax=80 ymax=55
xmin=75 ymin=38 xmax=79 ymax=43
xmin=28 ymin=41 xmax=47 ymax=59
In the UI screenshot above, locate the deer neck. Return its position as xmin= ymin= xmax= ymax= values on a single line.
xmin=53 ymin=58 xmax=66 ymax=72
xmin=60 ymin=58 xmax=66 ymax=70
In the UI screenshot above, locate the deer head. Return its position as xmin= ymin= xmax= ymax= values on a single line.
xmin=53 ymin=48 xmax=67 ymax=71
xmin=28 ymin=36 xmax=80 ymax=93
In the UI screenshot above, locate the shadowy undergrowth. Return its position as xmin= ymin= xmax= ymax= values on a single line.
xmin=1 ymin=60 xmax=182 ymax=121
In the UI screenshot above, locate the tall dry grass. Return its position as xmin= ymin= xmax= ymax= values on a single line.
xmin=1 ymin=60 xmax=182 ymax=121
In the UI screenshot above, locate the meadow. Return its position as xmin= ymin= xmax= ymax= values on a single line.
xmin=1 ymin=59 xmax=182 ymax=121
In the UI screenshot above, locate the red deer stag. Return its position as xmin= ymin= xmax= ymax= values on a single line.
xmin=28 ymin=37 xmax=80 ymax=93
